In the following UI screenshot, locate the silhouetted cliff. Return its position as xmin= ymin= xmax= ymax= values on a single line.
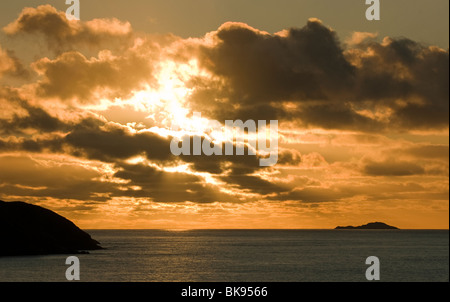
xmin=0 ymin=200 xmax=102 ymax=256
xmin=335 ymin=222 xmax=399 ymax=229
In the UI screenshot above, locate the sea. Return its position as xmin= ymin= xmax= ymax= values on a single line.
xmin=0 ymin=229 xmax=448 ymax=282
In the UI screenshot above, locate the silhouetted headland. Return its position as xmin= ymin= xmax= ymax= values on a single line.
xmin=335 ymin=222 xmax=399 ymax=230
xmin=0 ymin=200 xmax=102 ymax=256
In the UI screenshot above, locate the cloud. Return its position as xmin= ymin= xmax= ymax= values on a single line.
xmin=296 ymin=103 xmax=384 ymax=132
xmin=0 ymin=88 xmax=67 ymax=135
xmin=182 ymin=20 xmax=448 ymax=132
xmin=190 ymin=19 xmax=354 ymax=110
xmin=0 ymin=107 xmax=302 ymax=200
xmin=349 ymin=38 xmax=449 ymax=130
xmin=275 ymin=186 xmax=351 ymax=203
xmin=112 ymin=162 xmax=239 ymax=203
xmin=362 ymin=158 xmax=426 ymax=176
xmin=404 ymin=145 xmax=449 ymax=160
xmin=346 ymin=31 xmax=378 ymax=45
xmin=3 ymin=5 xmax=133 ymax=52
xmin=63 ymin=118 xmax=173 ymax=162
xmin=0 ymin=154 xmax=239 ymax=204
xmin=0 ymin=89 xmax=173 ymax=163
xmin=0 ymin=155 xmax=113 ymax=201
xmin=32 ymin=50 xmax=155 ymax=102
xmin=0 ymin=45 xmax=29 ymax=79
xmin=6 ymin=9 xmax=446 ymax=130
xmin=0 ymin=7 xmax=448 ymax=214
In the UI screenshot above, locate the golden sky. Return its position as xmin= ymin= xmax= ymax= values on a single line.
xmin=0 ymin=1 xmax=448 ymax=229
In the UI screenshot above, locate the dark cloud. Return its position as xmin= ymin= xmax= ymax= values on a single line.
xmin=0 ymin=88 xmax=68 ymax=135
xmin=63 ymin=118 xmax=173 ymax=162
xmin=352 ymin=38 xmax=449 ymax=130
xmin=0 ymin=101 xmax=67 ymax=135
xmin=198 ymin=20 xmax=354 ymax=104
xmin=188 ymin=19 xmax=355 ymax=121
xmin=296 ymin=103 xmax=384 ymax=132
xmin=184 ymin=20 xmax=448 ymax=132
xmin=172 ymin=135 xmax=261 ymax=174
xmin=112 ymin=162 xmax=239 ymax=203
xmin=362 ymin=158 xmax=426 ymax=176
xmin=3 ymin=5 xmax=133 ymax=53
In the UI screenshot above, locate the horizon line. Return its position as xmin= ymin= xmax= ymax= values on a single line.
xmin=82 ymin=228 xmax=450 ymax=231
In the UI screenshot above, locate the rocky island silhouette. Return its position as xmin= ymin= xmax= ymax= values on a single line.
xmin=335 ymin=222 xmax=399 ymax=229
xmin=0 ymin=200 xmax=102 ymax=256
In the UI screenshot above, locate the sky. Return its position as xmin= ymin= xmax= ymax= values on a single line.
xmin=0 ymin=1 xmax=448 ymax=229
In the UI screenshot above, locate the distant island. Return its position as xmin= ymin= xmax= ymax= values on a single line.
xmin=0 ymin=200 xmax=102 ymax=257
xmin=335 ymin=222 xmax=399 ymax=230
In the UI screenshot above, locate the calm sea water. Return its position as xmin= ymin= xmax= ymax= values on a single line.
xmin=0 ymin=230 xmax=448 ymax=282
